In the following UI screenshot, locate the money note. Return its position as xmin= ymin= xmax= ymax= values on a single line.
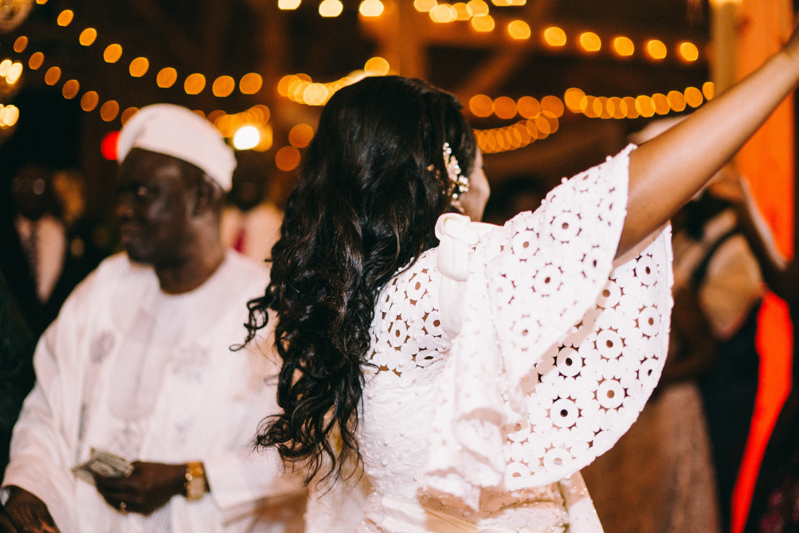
xmin=72 ymin=448 xmax=134 ymax=484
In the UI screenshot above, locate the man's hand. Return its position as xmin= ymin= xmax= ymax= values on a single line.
xmin=0 ymin=486 xmax=60 ymax=533
xmin=94 ymin=461 xmax=187 ymax=515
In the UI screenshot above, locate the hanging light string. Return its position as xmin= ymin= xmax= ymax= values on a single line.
xmin=4 ymin=0 xmax=711 ymax=164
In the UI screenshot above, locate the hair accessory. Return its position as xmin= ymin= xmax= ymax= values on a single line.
xmin=442 ymin=143 xmax=470 ymax=205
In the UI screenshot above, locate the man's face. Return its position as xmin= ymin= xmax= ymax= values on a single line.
xmin=116 ymin=148 xmax=195 ymax=266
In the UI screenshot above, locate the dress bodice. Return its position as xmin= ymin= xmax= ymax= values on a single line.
xmin=306 ymin=146 xmax=674 ymax=533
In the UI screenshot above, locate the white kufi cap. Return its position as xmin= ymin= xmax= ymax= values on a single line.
xmin=117 ymin=104 xmax=236 ymax=190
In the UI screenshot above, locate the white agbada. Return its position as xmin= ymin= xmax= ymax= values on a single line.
xmin=2 ymin=251 xmax=304 ymax=533
xmin=305 ymin=146 xmax=674 ymax=533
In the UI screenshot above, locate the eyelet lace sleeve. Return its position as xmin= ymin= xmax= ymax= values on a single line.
xmin=422 ymin=144 xmax=675 ymax=511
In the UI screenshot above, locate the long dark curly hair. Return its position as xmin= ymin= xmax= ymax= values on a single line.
xmin=243 ymin=76 xmax=476 ymax=483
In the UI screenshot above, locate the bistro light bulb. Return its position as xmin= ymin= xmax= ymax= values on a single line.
xmin=233 ymin=126 xmax=260 ymax=150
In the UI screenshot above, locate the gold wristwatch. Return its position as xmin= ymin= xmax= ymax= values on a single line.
xmin=184 ymin=461 xmax=207 ymax=501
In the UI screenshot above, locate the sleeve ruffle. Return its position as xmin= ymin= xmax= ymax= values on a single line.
xmin=422 ymin=145 xmax=674 ymax=510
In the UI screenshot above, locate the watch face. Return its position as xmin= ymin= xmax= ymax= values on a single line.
xmin=185 ymin=463 xmax=206 ymax=500
xmin=186 ymin=476 xmax=205 ymax=499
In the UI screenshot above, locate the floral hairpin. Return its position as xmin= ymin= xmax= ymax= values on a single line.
xmin=442 ymin=142 xmax=470 ymax=206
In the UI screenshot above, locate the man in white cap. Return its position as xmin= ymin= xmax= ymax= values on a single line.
xmin=0 ymin=104 xmax=304 ymax=533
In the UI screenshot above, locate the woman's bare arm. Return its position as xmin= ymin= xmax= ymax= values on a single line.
xmin=618 ymin=24 xmax=799 ymax=258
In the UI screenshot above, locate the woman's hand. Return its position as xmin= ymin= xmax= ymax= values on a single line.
xmin=620 ymin=18 xmax=799 ymax=258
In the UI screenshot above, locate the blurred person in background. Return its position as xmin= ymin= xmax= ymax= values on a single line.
xmin=677 ymin=166 xmax=765 ymax=533
xmin=0 ymin=272 xmax=36 ymax=487
xmin=0 ymin=165 xmax=112 ymax=337
xmin=221 ymin=151 xmax=283 ymax=263
xmin=731 ymin=177 xmax=799 ymax=533
xmin=0 ymin=104 xmax=303 ymax=533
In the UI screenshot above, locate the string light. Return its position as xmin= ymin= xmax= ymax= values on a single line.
xmin=6 ymin=0 xmax=711 ymax=160
xmin=103 ymin=44 xmax=123 ymax=63
xmin=81 ymin=91 xmax=99 ymax=111
xmin=28 ymin=52 xmax=43 ymax=70
xmin=239 ymin=73 xmax=263 ymax=94
xmin=359 ymin=0 xmax=384 ymax=17
xmin=62 ymin=79 xmax=80 ymax=99
xmin=471 ymin=14 xmax=495 ymax=32
xmin=212 ymin=75 xmax=236 ymax=97
xmin=646 ymin=39 xmax=667 ymax=60
xmin=79 ymin=28 xmax=97 ymax=46
xmin=507 ymin=20 xmax=531 ymax=40
xmin=679 ymin=41 xmax=700 ymax=62
xmin=289 ymin=123 xmax=315 ymax=147
xmin=13 ymin=36 xmax=28 ymax=53
xmin=156 ymin=67 xmax=178 ymax=88
xmin=5 ymin=62 xmax=23 ymax=85
xmin=579 ymin=32 xmax=601 ymax=52
xmin=414 ymin=0 xmax=438 ymax=12
xmin=100 ymin=100 xmax=120 ymax=122
xmin=129 ymin=57 xmax=149 ymax=77
xmin=543 ymin=26 xmax=567 ymax=47
xmin=275 ymin=146 xmax=301 ymax=171
xmin=184 ymin=73 xmax=206 ymax=95
xmin=233 ymin=126 xmax=261 ymax=150
xmin=278 ymin=0 xmax=302 ymax=8
xmin=0 ymin=105 xmax=20 ymax=127
xmin=44 ymin=66 xmax=61 ymax=85
xmin=278 ymin=57 xmax=390 ymax=106
xmin=430 ymin=4 xmax=456 ymax=23
xmin=56 ymin=10 xmax=73 ymax=27
xmin=319 ymin=0 xmax=343 ymax=17
xmin=613 ymin=36 xmax=634 ymax=57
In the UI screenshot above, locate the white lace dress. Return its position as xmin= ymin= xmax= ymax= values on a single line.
xmin=305 ymin=146 xmax=674 ymax=533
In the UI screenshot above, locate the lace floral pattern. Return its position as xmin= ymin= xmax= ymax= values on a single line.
xmin=313 ymin=146 xmax=673 ymax=532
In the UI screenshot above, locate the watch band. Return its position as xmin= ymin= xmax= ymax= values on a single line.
xmin=184 ymin=461 xmax=206 ymax=501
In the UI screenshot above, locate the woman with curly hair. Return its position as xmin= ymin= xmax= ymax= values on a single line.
xmin=244 ymin=25 xmax=799 ymax=532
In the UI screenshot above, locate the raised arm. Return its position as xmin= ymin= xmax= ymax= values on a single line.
xmin=618 ymin=23 xmax=799 ymax=258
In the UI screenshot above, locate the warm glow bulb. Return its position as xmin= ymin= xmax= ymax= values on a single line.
xmin=79 ymin=28 xmax=97 ymax=46
xmin=5 ymin=62 xmax=23 ymax=85
xmin=364 ymin=57 xmax=390 ymax=76
xmin=467 ymin=0 xmax=489 ymax=15
xmin=613 ymin=36 xmax=634 ymax=57
xmin=104 ymin=44 xmax=123 ymax=63
xmin=233 ymin=126 xmax=261 ymax=150
xmin=471 ymin=14 xmax=495 ymax=32
xmin=430 ymin=4 xmax=455 ymax=23
xmin=543 ymin=26 xmax=567 ymax=47
xmin=564 ymin=88 xmax=586 ymax=113
xmin=646 ymin=39 xmax=667 ymax=60
xmin=679 ymin=42 xmax=699 ymax=62
xmin=469 ymin=94 xmax=494 ymax=117
xmin=359 ymin=0 xmax=384 ymax=17
xmin=278 ymin=0 xmax=301 ymax=8
xmin=13 ymin=36 xmax=28 ymax=53
xmin=28 ymin=52 xmax=44 ymax=70
xmin=57 ymin=10 xmax=74 ymax=26
xmin=319 ymin=0 xmax=344 ymax=17
xmin=508 ymin=20 xmax=531 ymax=40
xmin=212 ymin=76 xmax=236 ymax=97
xmin=453 ymin=3 xmax=471 ymax=20
xmin=0 ymin=60 xmax=11 ymax=77
xmin=414 ymin=0 xmax=438 ymax=12
xmin=2 ymin=105 xmax=19 ymax=127
xmin=129 ymin=57 xmax=149 ymax=78
xmin=579 ymin=32 xmax=601 ymax=52
xmin=157 ymin=68 xmax=178 ymax=88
